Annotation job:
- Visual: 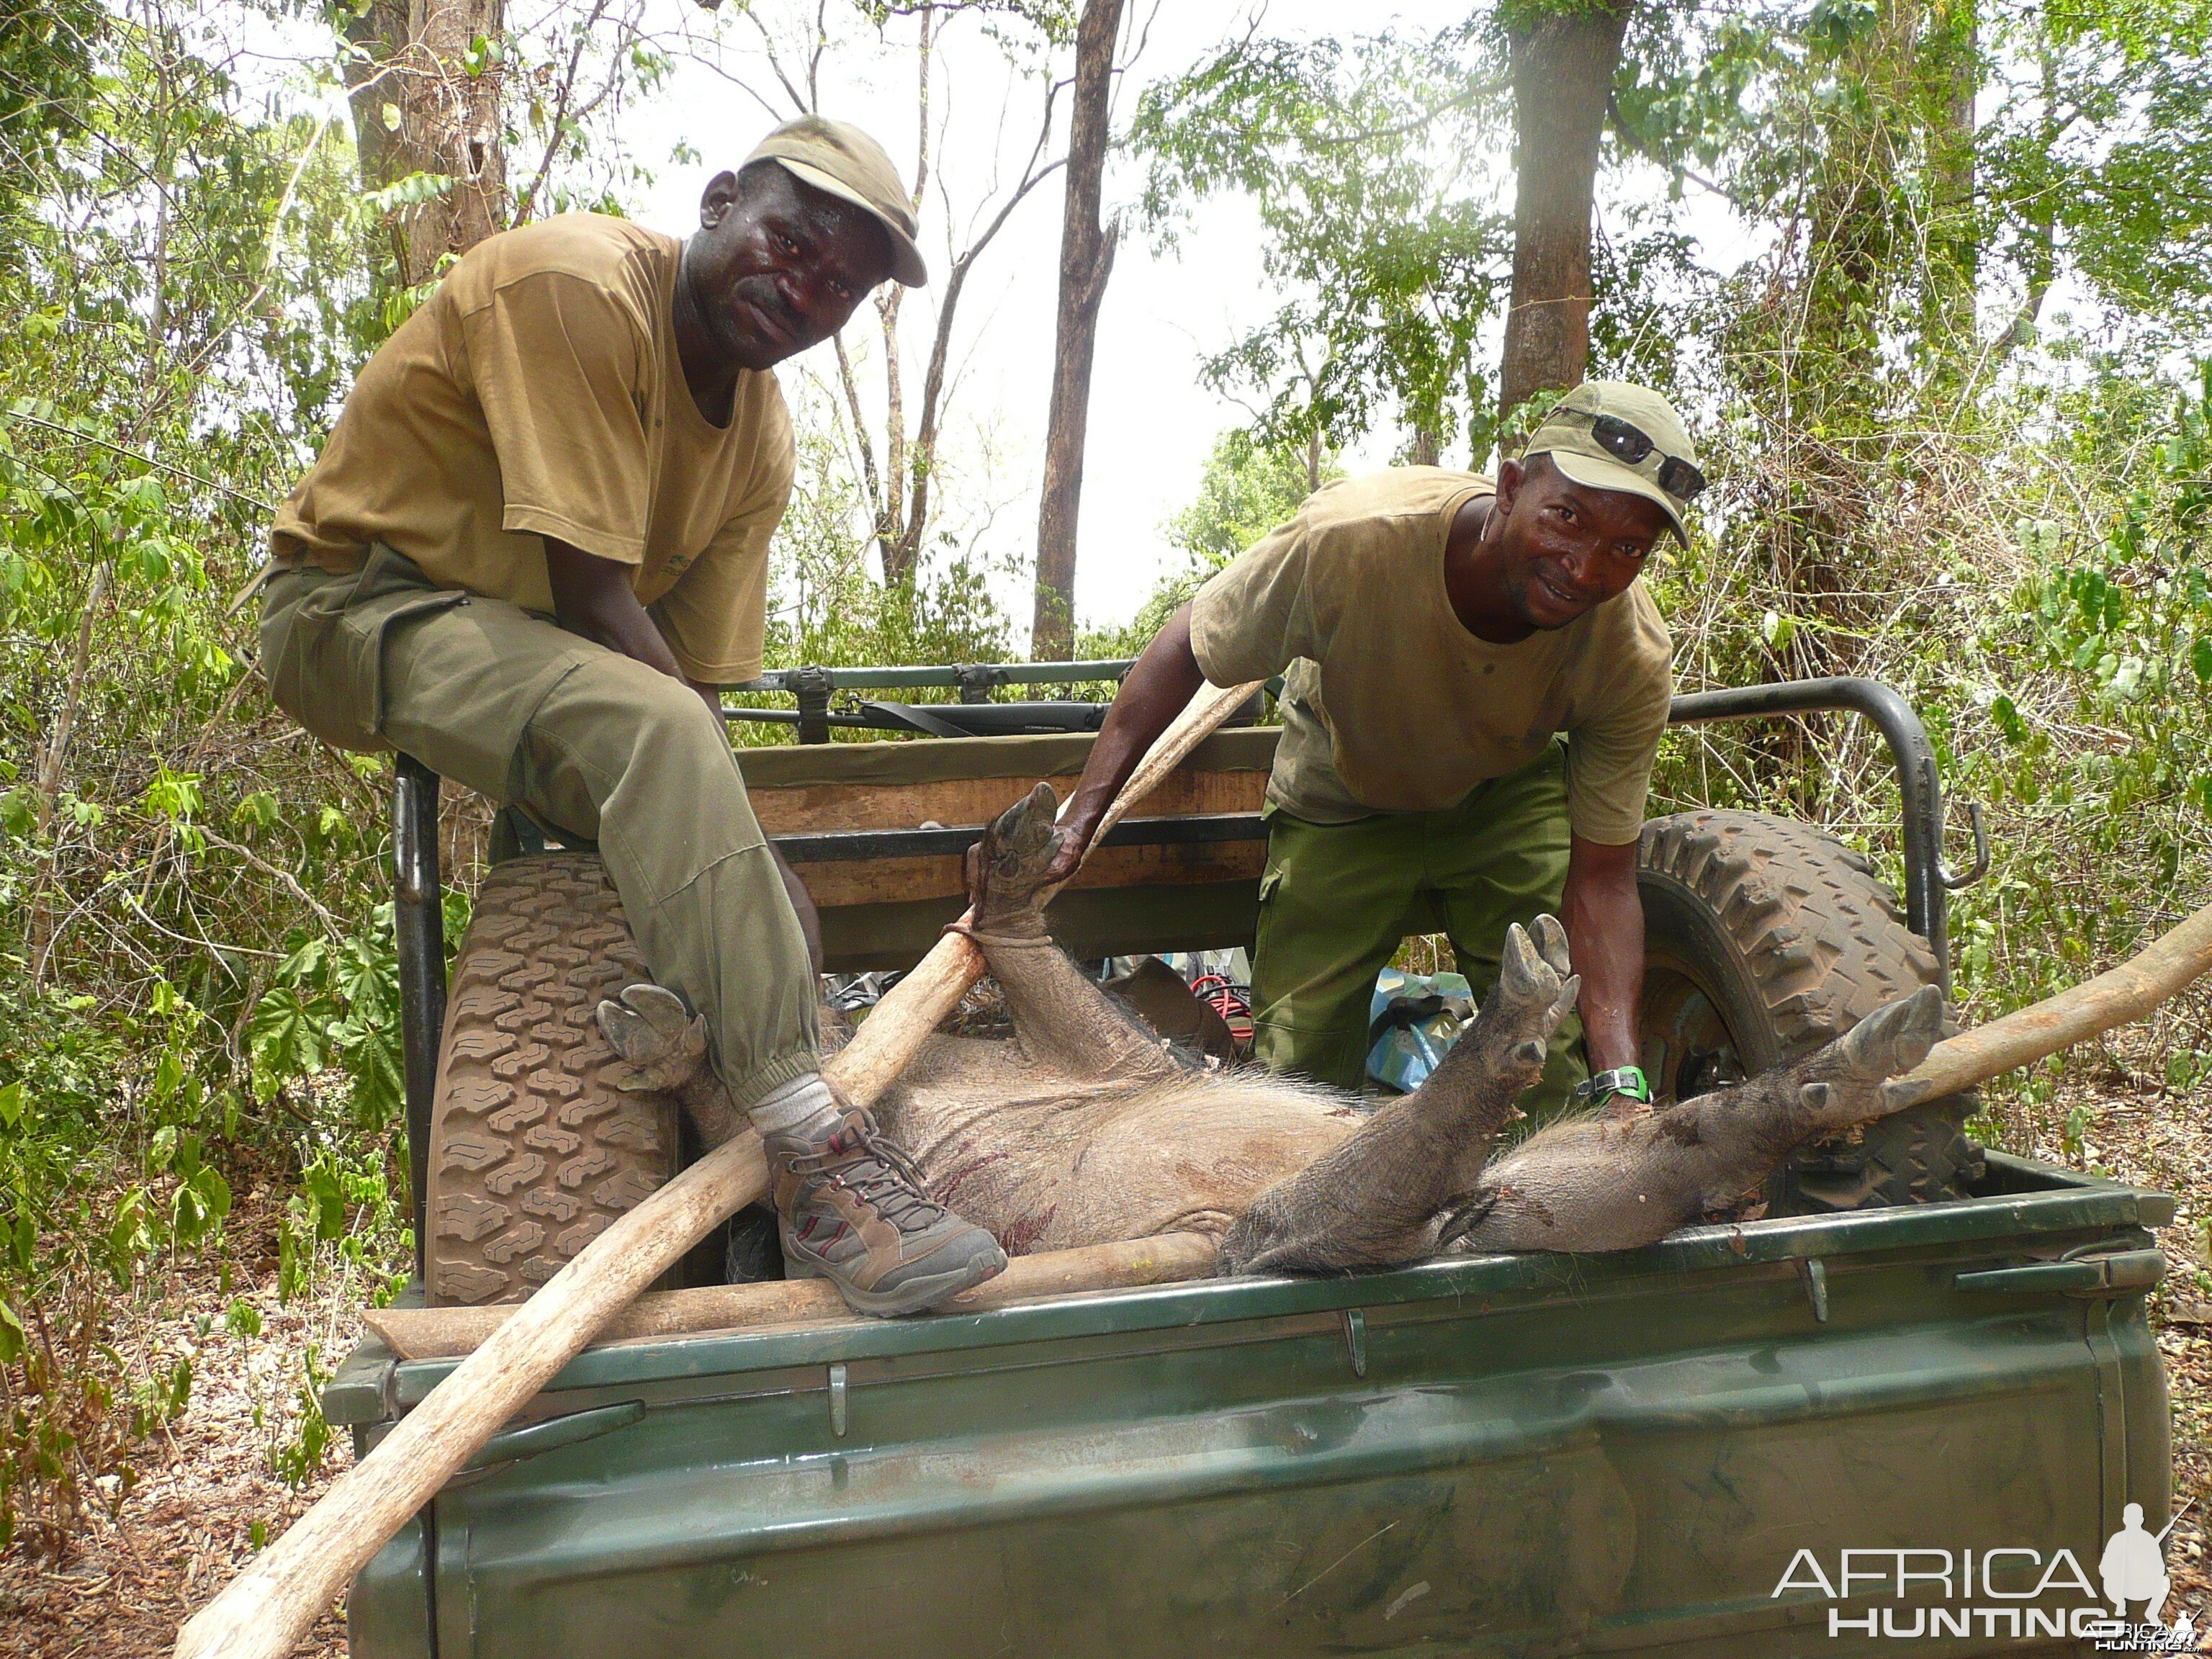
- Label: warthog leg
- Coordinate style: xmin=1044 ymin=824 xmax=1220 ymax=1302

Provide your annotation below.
xmin=962 ymin=783 xmax=1189 ymax=1089
xmin=1219 ymin=916 xmax=1582 ymax=1274
xmin=1447 ymin=984 xmax=1947 ymax=1254
xmin=596 ymin=982 xmax=743 ymax=1149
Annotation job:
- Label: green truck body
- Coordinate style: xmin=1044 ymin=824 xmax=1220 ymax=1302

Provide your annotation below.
xmin=328 ymin=1151 xmax=2170 ymax=1657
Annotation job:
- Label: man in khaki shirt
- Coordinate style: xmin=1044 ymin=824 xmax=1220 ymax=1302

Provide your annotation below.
xmin=261 ymin=117 xmax=1006 ymax=1316
xmin=1046 ymin=382 xmax=1701 ymax=1115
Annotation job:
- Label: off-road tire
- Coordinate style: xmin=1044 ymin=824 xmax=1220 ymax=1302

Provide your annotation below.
xmin=1635 ymin=809 xmax=1982 ymax=1215
xmin=424 ymin=853 xmax=680 ymax=1306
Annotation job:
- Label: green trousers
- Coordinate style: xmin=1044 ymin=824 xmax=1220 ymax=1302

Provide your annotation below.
xmin=1252 ymin=741 xmax=1588 ymax=1115
xmin=261 ymin=545 xmax=821 ymax=1110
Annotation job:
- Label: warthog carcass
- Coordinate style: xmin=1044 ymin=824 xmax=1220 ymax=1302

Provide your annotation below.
xmin=599 ymin=783 xmax=1946 ymax=1277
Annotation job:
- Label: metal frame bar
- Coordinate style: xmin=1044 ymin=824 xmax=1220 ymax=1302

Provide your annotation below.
xmin=392 ymin=756 xmax=446 ymax=1282
xmin=1665 ymin=676 xmax=1961 ymax=989
xmin=389 ymin=672 xmax=1974 ymax=1267
xmin=730 ymin=660 xmax=1136 ymax=693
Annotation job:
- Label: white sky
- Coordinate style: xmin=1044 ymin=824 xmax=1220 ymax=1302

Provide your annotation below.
xmin=619 ymin=0 xmax=1755 ymax=637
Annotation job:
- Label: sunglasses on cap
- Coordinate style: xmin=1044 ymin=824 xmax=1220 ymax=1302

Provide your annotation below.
xmin=1549 ymin=408 xmax=1708 ymax=503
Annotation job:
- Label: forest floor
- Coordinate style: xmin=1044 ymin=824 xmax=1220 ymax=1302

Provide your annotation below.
xmin=0 ymin=1184 xmax=361 ymax=1658
xmin=1 ymin=1064 xmax=2208 ymax=1655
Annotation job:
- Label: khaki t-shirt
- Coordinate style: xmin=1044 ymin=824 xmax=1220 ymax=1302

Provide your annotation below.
xmin=270 ymin=214 xmax=794 ymax=683
xmin=1188 ymin=467 xmax=1673 ymax=845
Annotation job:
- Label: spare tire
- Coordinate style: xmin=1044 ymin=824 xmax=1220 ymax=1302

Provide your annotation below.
xmin=1635 ymin=809 xmax=1982 ymax=1215
xmin=423 ymin=854 xmax=680 ymax=1306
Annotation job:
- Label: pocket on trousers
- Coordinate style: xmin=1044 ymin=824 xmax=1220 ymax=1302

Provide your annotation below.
xmin=262 ymin=567 xmax=379 ymax=751
xmin=338 ymin=588 xmax=468 ymax=744
xmin=261 ymin=566 xmax=465 ymax=752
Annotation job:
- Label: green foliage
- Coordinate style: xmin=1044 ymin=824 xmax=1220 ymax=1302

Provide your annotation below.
xmin=1161 ymin=429 xmax=1339 ymax=567
xmin=0 ymin=2 xmax=408 ymax=1552
xmin=266 ymin=1343 xmax=332 ymax=1491
xmin=1132 ymin=27 xmax=1511 ymax=462
xmin=0 ymin=0 xmax=104 ymax=220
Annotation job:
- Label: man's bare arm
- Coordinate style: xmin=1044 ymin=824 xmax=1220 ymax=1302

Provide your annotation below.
xmin=544 ymin=536 xmax=687 ymax=678
xmin=1560 ymin=834 xmax=1645 ymax=1075
xmin=543 ymin=536 xmax=823 ymax=970
xmin=1030 ymin=602 xmax=1206 ymax=883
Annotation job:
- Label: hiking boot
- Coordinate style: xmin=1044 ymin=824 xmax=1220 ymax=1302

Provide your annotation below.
xmin=767 ymin=1108 xmax=1007 ymax=1315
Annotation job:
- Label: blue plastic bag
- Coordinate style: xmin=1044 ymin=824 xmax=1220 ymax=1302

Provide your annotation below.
xmin=1366 ymin=968 xmax=1475 ymax=1092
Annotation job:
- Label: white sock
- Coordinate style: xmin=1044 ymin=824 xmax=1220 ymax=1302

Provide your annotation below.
xmin=748 ymin=1073 xmax=840 ymax=1139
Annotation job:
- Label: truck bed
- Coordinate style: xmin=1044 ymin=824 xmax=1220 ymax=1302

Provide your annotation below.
xmin=328 ymin=1151 xmax=2170 ymax=1658
xmin=738 ymin=728 xmax=1277 ymax=969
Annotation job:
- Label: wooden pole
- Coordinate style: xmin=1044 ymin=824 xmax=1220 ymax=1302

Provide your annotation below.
xmin=175 ymin=679 xmax=1262 ymax=1659
xmin=174 ymin=1135 xmax=771 ymax=1659
xmin=1884 ymin=896 xmax=2212 ymax=1111
xmin=366 ymin=1231 xmax=1221 ymax=1362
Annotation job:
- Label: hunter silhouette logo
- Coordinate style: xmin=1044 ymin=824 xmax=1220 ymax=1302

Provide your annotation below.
xmin=1771 ymin=1499 xmax=2205 ymax=1647
xmin=2102 ymin=1504 xmax=2172 ymax=1625
xmin=2092 ymin=1503 xmax=2201 ymax=1653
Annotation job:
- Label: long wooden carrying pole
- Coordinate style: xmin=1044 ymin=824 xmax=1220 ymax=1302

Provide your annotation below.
xmin=364 ymin=894 xmax=2212 ymax=1367
xmin=1883 ymin=896 xmax=2212 ymax=1110
xmin=367 ymin=1231 xmax=1222 ymax=1361
xmin=174 ymin=680 xmax=1262 ymax=1659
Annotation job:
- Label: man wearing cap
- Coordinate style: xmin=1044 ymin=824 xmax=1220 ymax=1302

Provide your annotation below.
xmin=260 ymin=116 xmax=1007 ymax=1316
xmin=1044 ymin=382 xmax=1702 ymax=1118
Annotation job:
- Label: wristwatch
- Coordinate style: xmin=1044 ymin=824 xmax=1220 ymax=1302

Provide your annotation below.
xmin=1573 ymin=1065 xmax=1653 ymax=1107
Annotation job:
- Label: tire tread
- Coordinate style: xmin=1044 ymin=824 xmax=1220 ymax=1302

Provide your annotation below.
xmin=1638 ymin=809 xmax=1982 ymax=1214
xmin=424 ymin=854 xmax=678 ymax=1306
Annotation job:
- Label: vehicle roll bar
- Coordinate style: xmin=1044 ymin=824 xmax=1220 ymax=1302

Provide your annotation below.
xmin=392 ymin=755 xmax=445 ymax=1281
xmin=1667 ymin=677 xmax=1987 ymax=995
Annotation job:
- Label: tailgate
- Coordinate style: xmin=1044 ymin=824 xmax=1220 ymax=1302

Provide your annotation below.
xmin=334 ymin=1154 xmax=2171 ymax=1658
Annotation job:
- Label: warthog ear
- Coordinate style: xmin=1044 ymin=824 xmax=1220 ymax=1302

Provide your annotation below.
xmin=597 ymin=982 xmax=708 ymax=1092
xmin=1837 ymin=985 xmax=1945 ymax=1082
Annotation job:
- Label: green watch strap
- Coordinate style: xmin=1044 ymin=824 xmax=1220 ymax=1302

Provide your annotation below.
xmin=1575 ymin=1065 xmax=1652 ymax=1107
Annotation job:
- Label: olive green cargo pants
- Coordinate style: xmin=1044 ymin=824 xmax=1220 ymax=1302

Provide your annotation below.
xmin=261 ymin=545 xmax=820 ymax=1110
xmin=1252 ymin=741 xmax=1588 ymax=1115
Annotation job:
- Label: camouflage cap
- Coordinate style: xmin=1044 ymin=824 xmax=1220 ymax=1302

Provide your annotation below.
xmin=742 ymin=114 xmax=927 ymax=288
xmin=1523 ymin=380 xmax=1702 ymax=542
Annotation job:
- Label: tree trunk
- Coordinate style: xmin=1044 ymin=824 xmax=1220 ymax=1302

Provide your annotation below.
xmin=2005 ymin=32 xmax=2057 ymax=352
xmin=1497 ymin=0 xmax=1633 ymax=422
xmin=1030 ymin=0 xmax=1124 ymax=660
xmin=1930 ymin=0 xmax=1979 ymax=344
xmin=341 ymin=0 xmax=508 ymax=287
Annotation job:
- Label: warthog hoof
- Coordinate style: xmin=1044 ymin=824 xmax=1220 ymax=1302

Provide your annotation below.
xmin=597 ymin=982 xmax=708 ymax=1093
xmin=1489 ymin=915 xmax=1582 ymax=1067
xmin=971 ymin=781 xmax=1071 ymax=932
xmin=1797 ymin=983 xmax=1946 ymax=1128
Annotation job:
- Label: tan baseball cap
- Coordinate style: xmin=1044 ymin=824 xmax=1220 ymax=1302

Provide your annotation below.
xmin=1523 ymin=380 xmax=1702 ymax=542
xmin=742 ymin=114 xmax=927 ymax=288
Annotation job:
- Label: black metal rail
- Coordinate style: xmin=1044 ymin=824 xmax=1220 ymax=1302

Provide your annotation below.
xmin=389 ymin=668 xmax=1984 ymax=1266
xmin=1665 ymin=677 xmax=1986 ymax=989
xmin=392 ymin=755 xmax=445 ymax=1282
